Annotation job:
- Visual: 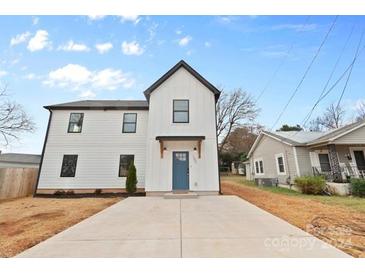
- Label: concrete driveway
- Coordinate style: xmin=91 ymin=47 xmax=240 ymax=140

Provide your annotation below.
xmin=18 ymin=195 xmax=349 ymax=257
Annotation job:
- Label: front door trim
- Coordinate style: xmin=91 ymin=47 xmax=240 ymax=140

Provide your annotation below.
xmin=172 ymin=151 xmax=189 ymax=191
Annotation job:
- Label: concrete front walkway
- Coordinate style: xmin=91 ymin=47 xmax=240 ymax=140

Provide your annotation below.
xmin=18 ymin=196 xmax=350 ymax=258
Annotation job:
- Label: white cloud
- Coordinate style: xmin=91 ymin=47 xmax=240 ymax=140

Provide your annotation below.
xmin=204 ymin=41 xmax=211 ymax=48
xmin=92 ymin=69 xmax=134 ymax=90
xmin=43 ymin=64 xmax=135 ymax=92
xmin=0 ymin=70 xmax=8 ymax=77
xmin=271 ymin=24 xmax=317 ymax=32
xmin=24 ymin=73 xmax=36 ymax=80
xmin=58 ymin=40 xmax=90 ymax=52
xmin=95 ymin=42 xmax=113 ymax=54
xmin=121 ymin=41 xmax=144 ymax=56
xmin=88 ymin=15 xmax=106 ymax=21
xmin=10 ymin=31 xmax=31 ymax=46
xmin=178 ymin=35 xmax=192 ymax=47
xmin=44 ymin=64 xmax=92 ymax=88
xmin=119 ymin=15 xmax=140 ymax=24
xmin=176 ymin=29 xmax=182 ymax=35
xmin=79 ymin=90 xmax=96 ymax=98
xmin=27 ymin=30 xmax=51 ymax=52
xmin=32 ymin=16 xmax=39 ymax=25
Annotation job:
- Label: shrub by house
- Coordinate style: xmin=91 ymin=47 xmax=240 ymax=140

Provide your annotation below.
xmin=126 ymin=163 xmax=137 ymax=194
xmin=295 ymin=176 xmax=325 ymax=195
xmin=351 ymin=178 xmax=365 ymax=197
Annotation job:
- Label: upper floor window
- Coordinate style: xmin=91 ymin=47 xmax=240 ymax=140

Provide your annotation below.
xmin=68 ymin=113 xmax=84 ymax=133
xmin=173 ymin=100 xmax=189 ymax=123
xmin=122 ymin=113 xmax=137 ymax=133
xmin=60 ymin=155 xmax=78 ymax=177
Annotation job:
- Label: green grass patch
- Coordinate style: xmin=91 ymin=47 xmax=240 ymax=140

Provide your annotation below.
xmin=222 ymin=175 xmax=365 ymax=213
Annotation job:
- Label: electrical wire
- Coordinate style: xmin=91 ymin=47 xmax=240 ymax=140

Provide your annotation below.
xmin=270 ymin=15 xmax=339 ymax=131
xmin=300 ymin=24 xmax=355 ymax=129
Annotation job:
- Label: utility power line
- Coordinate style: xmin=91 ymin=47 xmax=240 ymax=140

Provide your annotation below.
xmin=270 ymin=15 xmax=338 ymax=131
xmin=255 ymin=16 xmax=311 ymax=103
xmin=300 ymin=24 xmax=355 ymax=129
xmin=336 ymin=28 xmax=365 ymax=109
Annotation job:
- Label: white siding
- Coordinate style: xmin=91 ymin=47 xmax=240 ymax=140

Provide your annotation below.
xmin=334 ymin=125 xmax=365 ymax=144
xmin=250 ymin=135 xmax=298 ymax=184
xmin=38 ymin=109 xmax=148 ymax=189
xmin=145 ymin=67 xmax=219 ymax=192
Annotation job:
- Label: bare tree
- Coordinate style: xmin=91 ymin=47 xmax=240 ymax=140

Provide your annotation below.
xmin=309 ymin=103 xmax=345 ymax=131
xmin=0 ymin=85 xmax=35 ymax=145
xmin=216 ymin=88 xmax=258 ymax=154
xmin=356 ymin=101 xmax=365 ymax=122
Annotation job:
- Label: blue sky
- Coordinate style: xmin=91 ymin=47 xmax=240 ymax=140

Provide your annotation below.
xmin=0 ymin=15 xmax=365 ymax=154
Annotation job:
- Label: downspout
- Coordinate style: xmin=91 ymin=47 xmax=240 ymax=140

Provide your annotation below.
xmin=33 ymin=109 xmax=53 ymax=196
xmin=214 ymin=100 xmax=222 ymax=194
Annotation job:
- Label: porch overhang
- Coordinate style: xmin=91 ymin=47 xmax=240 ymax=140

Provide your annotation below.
xmin=155 ymin=136 xmax=205 ymax=159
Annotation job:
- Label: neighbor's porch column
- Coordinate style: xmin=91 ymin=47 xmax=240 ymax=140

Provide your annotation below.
xmin=327 ymin=144 xmax=342 ymax=182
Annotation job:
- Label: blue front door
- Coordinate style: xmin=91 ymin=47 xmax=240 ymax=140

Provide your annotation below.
xmin=172 ymin=151 xmax=189 ymax=191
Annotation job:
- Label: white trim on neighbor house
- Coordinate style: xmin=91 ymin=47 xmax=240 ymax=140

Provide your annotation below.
xmin=349 ymin=147 xmax=365 ymax=169
xmin=275 ymin=153 xmax=286 ymax=175
xmin=254 ymin=157 xmax=264 ymax=175
xmin=292 ymin=147 xmax=301 ymax=177
xmin=247 ymin=131 xmax=293 ymax=158
xmin=329 ymin=122 xmax=365 ymax=142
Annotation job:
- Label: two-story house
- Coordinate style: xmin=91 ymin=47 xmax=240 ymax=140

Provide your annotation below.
xmin=35 ymin=60 xmax=221 ymax=195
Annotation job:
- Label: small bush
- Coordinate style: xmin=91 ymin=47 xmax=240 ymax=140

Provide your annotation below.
xmin=126 ymin=163 xmax=137 ymax=194
xmin=295 ymin=176 xmax=325 ymax=195
xmin=351 ymin=178 xmax=365 ymax=197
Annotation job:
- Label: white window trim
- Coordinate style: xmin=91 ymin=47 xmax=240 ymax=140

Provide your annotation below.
xmin=349 ymin=147 xmax=365 ymax=168
xmin=254 ymin=158 xmax=264 ymax=175
xmin=275 ymin=153 xmax=286 ymax=175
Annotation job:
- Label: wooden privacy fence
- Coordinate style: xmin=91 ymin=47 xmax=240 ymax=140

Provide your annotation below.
xmin=0 ymin=168 xmax=38 ymax=199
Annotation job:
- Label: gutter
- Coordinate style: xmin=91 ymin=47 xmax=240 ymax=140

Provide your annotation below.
xmin=33 ymin=109 xmax=53 ymax=196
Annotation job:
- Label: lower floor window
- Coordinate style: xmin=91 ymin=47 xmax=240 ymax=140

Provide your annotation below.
xmin=119 ymin=155 xmax=134 ymax=177
xmin=254 ymin=159 xmax=264 ymax=174
xmin=60 ymin=155 xmax=78 ymax=177
xmin=318 ymin=153 xmax=331 ymax=172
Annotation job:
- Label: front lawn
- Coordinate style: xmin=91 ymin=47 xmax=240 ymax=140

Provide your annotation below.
xmin=0 ymin=196 xmax=121 ymax=257
xmin=226 ymin=175 xmax=365 ymax=213
xmin=221 ymin=175 xmax=365 ymax=258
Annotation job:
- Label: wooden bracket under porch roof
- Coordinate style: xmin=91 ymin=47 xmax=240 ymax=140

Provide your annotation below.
xmin=155 ymin=136 xmax=206 ymax=159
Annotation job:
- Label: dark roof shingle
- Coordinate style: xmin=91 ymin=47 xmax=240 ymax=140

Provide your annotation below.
xmin=44 ymin=100 xmax=149 ymax=110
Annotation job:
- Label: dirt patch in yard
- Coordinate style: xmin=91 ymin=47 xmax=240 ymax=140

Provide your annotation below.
xmin=221 ymin=179 xmax=365 ymax=258
xmin=0 ymin=196 xmax=121 ymax=257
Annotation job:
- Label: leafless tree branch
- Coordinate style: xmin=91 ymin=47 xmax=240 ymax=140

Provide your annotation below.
xmin=0 ymin=85 xmax=35 ymax=146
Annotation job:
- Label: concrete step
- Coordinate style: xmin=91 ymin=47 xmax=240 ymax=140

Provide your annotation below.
xmin=163 ymin=192 xmax=198 ymax=199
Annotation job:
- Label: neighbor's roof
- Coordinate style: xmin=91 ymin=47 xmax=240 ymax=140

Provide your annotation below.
xmin=0 ymin=153 xmax=41 ymax=165
xmin=248 ymin=119 xmax=365 ymax=158
xmin=143 ymin=60 xmax=221 ymax=101
xmin=44 ymin=100 xmax=149 ymax=110
xmin=307 ymin=119 xmax=365 ymax=145
xmin=270 ymin=131 xmax=326 ymax=145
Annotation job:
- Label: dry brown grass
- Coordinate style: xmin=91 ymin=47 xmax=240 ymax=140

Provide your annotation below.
xmin=0 ymin=196 xmax=121 ymax=257
xmin=221 ymin=178 xmax=365 ymax=258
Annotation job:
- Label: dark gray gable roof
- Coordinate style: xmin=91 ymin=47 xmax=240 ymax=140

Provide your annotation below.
xmin=143 ymin=60 xmax=221 ymax=101
xmin=0 ymin=153 xmax=41 ymax=164
xmin=44 ymin=100 xmax=149 ymax=110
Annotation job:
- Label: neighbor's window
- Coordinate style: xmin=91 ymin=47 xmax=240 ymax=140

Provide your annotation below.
xmin=318 ymin=153 xmax=331 ymax=172
xmin=122 ymin=113 xmax=137 ymax=133
xmin=276 ymin=154 xmax=286 ymax=174
xmin=60 ymin=155 xmax=78 ymax=177
xmin=68 ymin=113 xmax=84 ymax=133
xmin=254 ymin=159 xmax=264 ymax=174
xmin=119 ymin=155 xmax=134 ymax=177
xmin=173 ymin=100 xmax=189 ymax=123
